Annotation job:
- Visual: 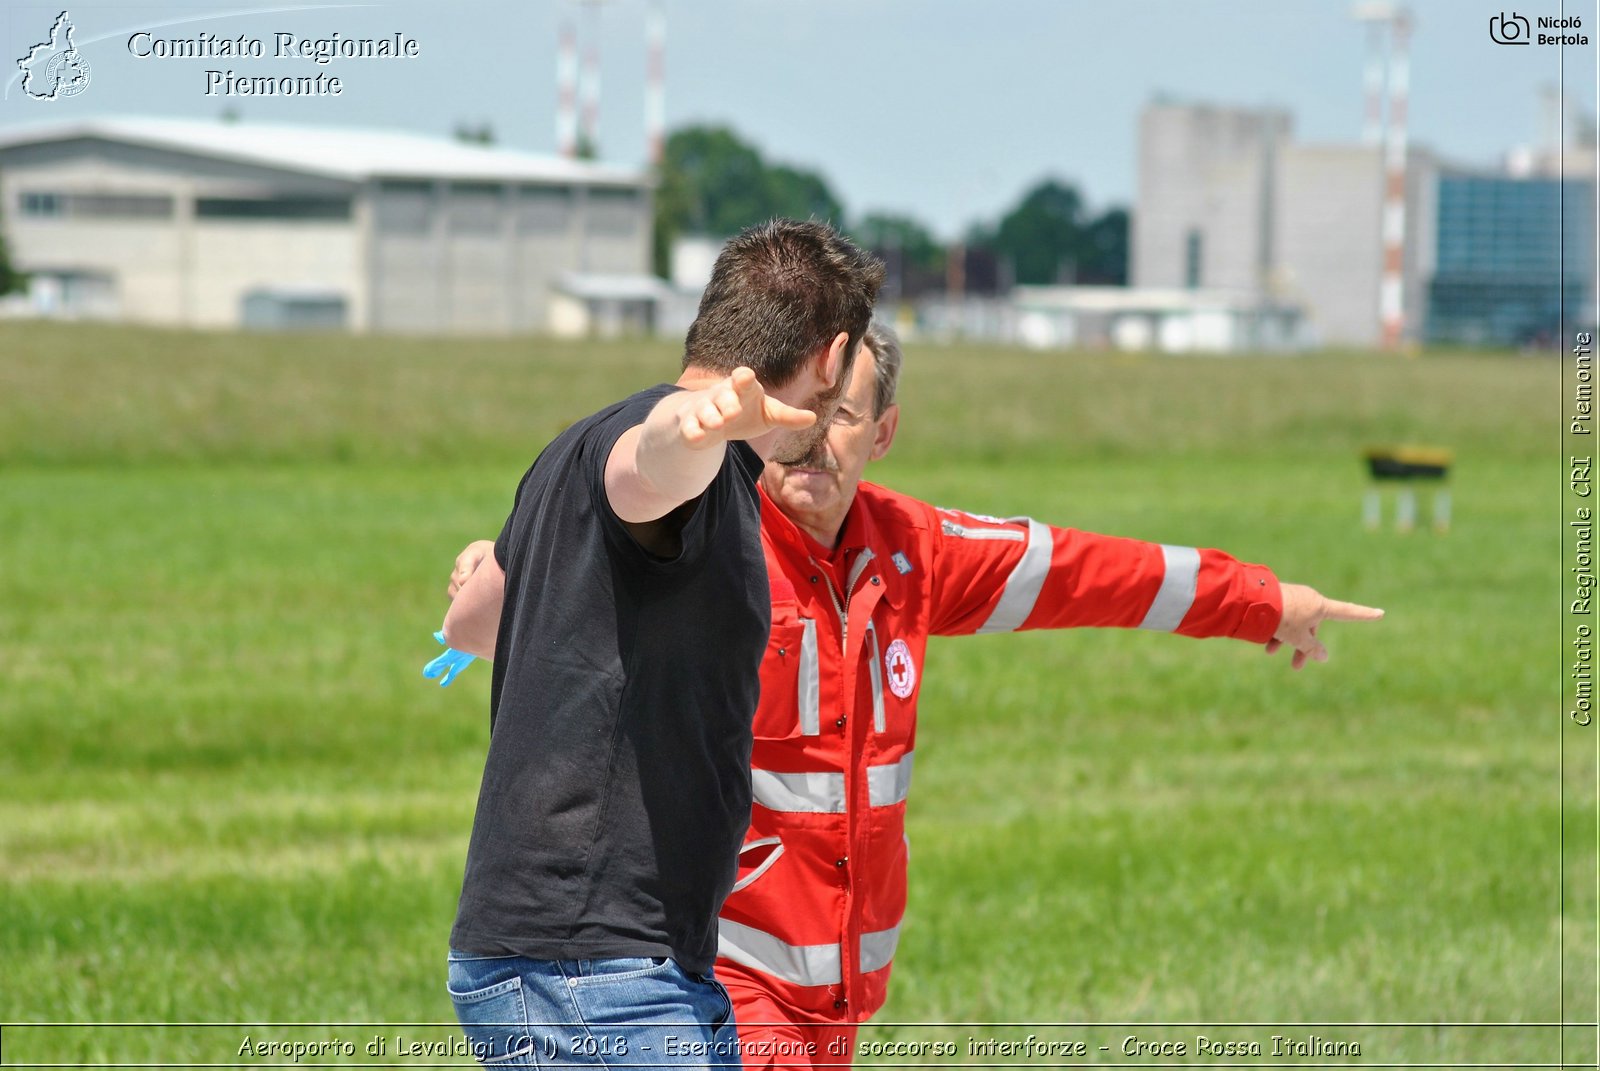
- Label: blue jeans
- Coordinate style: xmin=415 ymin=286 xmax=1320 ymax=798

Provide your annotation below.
xmin=447 ymin=951 xmax=740 ymax=1068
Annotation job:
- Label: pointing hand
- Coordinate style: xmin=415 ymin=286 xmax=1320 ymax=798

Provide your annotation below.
xmin=1267 ymin=584 xmax=1385 ymax=670
xmin=678 ymin=367 xmax=816 ymax=448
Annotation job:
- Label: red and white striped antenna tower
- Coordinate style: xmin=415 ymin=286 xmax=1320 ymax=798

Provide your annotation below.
xmin=1354 ymin=3 xmax=1413 ymax=350
xmin=1360 ymin=19 xmax=1386 ymax=146
xmin=578 ymin=0 xmax=606 ymax=156
xmin=556 ymin=19 xmax=578 ymax=158
xmin=646 ymin=1 xmax=665 ymax=168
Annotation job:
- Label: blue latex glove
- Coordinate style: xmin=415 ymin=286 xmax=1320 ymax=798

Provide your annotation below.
xmin=423 ymin=630 xmax=477 ymax=687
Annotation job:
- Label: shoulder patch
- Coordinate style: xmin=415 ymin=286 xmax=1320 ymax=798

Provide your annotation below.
xmin=891 ymin=551 xmax=913 ymax=575
xmin=885 ymin=638 xmax=917 ymax=699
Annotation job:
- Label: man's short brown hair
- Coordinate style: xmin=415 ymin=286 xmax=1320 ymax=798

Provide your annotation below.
xmin=684 ymin=218 xmax=885 ymax=388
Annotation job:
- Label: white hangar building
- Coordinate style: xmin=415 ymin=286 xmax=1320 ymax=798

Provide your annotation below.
xmin=0 ymin=117 xmax=656 ymax=334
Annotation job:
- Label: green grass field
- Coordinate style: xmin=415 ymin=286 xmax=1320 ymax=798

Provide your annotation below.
xmin=0 ymin=322 xmax=1590 ymax=1066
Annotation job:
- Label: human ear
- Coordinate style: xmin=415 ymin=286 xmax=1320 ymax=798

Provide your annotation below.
xmin=869 ymin=404 xmax=899 ymax=461
xmin=819 ymin=331 xmax=851 ymax=387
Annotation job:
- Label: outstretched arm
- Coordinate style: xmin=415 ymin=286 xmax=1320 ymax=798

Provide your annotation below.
xmin=929 ymin=509 xmax=1283 ymax=640
xmin=1266 ymin=583 xmax=1385 ymax=670
xmin=928 ymin=507 xmax=1383 ymax=668
xmin=605 ymin=368 xmax=816 ymax=524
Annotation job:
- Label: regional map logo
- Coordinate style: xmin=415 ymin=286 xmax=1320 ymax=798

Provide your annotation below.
xmin=17 ymin=11 xmax=92 ymax=101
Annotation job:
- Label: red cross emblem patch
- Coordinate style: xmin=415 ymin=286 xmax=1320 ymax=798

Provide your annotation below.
xmin=885 ymin=638 xmax=917 ymax=699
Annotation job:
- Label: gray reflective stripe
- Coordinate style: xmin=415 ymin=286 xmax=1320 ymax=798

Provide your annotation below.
xmin=750 ymin=757 xmax=912 ymax=813
xmin=751 ymin=768 xmax=845 ymax=813
xmin=717 ymin=919 xmax=841 ymax=987
xmin=1138 ymin=544 xmax=1201 ymax=632
xmin=729 ymin=838 xmax=785 ymax=893
xmin=859 ymin=924 xmax=902 ymax=974
xmin=798 ymin=618 xmax=819 ymax=735
xmin=866 ymin=623 xmax=886 ymax=732
xmin=942 ymin=519 xmax=1025 ymax=541
xmin=714 ymin=921 xmax=903 ymax=987
xmin=867 ymin=752 xmax=914 ymax=807
xmin=977 ymin=518 xmax=1052 ymax=634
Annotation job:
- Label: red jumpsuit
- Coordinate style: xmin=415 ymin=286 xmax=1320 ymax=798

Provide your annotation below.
xmin=717 ymin=482 xmax=1283 ymax=1066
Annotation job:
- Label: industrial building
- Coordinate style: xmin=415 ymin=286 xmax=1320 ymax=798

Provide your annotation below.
xmin=0 ymin=117 xmax=656 ymax=334
xmin=1133 ymin=102 xmax=1291 ymax=301
xmin=1133 ymin=97 xmax=1441 ymax=348
xmin=1134 ymin=96 xmax=1594 ymax=350
xmin=1426 ymin=155 xmax=1597 ymax=346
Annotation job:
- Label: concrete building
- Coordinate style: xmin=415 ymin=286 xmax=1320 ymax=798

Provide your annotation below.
xmin=1273 ymin=142 xmax=1439 ymax=347
xmin=1134 ymin=100 xmax=1290 ymax=297
xmin=1134 ymin=98 xmax=1435 ymax=347
xmin=1135 ymin=95 xmax=1600 ymax=350
xmin=0 ymin=117 xmax=654 ymax=334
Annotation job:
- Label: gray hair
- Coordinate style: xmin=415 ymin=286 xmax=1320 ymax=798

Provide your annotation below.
xmin=863 ymin=321 xmax=903 ymax=418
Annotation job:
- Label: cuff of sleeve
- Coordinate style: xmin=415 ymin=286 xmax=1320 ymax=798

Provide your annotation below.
xmin=1230 ymin=565 xmax=1283 ymax=644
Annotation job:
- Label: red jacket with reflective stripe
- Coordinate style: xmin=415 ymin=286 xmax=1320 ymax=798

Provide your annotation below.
xmin=714 ymin=481 xmax=1283 ymax=1022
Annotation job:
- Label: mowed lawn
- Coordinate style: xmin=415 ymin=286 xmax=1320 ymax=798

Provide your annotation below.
xmin=0 ymin=322 xmax=1586 ymax=1065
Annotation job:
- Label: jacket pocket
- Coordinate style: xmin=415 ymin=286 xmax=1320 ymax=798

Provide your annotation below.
xmin=729 ymin=835 xmax=785 ymax=893
xmin=755 ymin=618 xmax=819 ymax=740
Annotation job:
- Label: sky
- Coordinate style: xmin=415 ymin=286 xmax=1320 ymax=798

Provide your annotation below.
xmin=2 ymin=0 xmax=1596 ymax=238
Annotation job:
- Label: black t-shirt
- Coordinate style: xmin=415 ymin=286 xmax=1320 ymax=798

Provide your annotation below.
xmin=450 ymin=384 xmax=769 ymax=975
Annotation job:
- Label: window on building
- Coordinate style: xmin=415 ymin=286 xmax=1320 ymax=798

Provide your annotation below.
xmin=1427 ymin=173 xmax=1594 ymax=346
xmin=586 ymin=187 xmax=640 ymax=238
xmin=448 ymin=183 xmax=504 ymax=235
xmin=20 ymin=191 xmax=174 ymax=219
xmin=374 ymin=180 xmax=434 ymax=234
xmin=21 ymin=192 xmax=63 ymax=217
xmin=1184 ymin=229 xmax=1203 ymax=289
xmin=241 ymin=288 xmax=349 ymax=331
xmin=73 ymin=193 xmax=175 ymax=219
xmin=518 ymin=186 xmax=572 ymax=234
xmin=195 ymin=196 xmax=351 ymax=221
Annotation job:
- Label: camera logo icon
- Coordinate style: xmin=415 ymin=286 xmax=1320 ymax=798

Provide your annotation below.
xmin=1490 ymin=11 xmax=1531 ymax=43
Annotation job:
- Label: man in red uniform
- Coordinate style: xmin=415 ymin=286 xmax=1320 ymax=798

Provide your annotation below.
xmin=443 ymin=324 xmax=1381 ymax=1067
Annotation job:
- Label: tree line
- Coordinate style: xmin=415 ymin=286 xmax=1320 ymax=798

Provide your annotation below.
xmin=653 ymin=124 xmax=1128 ymax=296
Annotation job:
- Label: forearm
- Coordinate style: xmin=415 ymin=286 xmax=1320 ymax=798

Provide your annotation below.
xmin=606 ymin=396 xmax=728 ymax=524
xmin=1172 ymin=548 xmax=1281 ymax=641
xmin=1040 ymin=533 xmax=1279 ymax=640
xmin=441 ymin=554 xmax=504 ymax=659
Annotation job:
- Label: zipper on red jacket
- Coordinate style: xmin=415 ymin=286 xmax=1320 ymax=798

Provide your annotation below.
xmin=811 ymin=549 xmax=876 ymax=654
xmin=808 ymin=547 xmax=879 ymax=1018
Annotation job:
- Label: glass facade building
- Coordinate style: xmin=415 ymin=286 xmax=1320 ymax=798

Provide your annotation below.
xmin=1427 ymin=172 xmax=1596 ymax=347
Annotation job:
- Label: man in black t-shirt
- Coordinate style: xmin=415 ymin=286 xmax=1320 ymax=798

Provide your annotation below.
xmin=440 ymin=219 xmax=885 ymax=1068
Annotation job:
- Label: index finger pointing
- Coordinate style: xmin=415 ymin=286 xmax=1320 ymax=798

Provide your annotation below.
xmin=1321 ymin=600 xmax=1385 ymax=622
xmin=761 ymin=395 xmax=818 ymax=430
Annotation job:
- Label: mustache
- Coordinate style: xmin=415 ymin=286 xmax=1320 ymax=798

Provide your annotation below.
xmin=784 ymin=446 xmax=839 ymax=472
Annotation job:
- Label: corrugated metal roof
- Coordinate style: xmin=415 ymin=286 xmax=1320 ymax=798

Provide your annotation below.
xmin=0 ymin=116 xmax=649 ymax=187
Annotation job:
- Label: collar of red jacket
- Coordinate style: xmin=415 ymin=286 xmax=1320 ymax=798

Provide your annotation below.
xmin=758 ymin=483 xmax=907 ymax=609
